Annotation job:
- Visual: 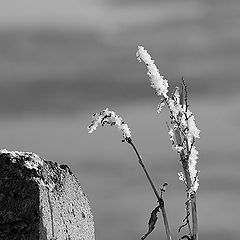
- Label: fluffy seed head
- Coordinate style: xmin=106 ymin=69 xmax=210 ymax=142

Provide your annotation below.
xmin=88 ymin=108 xmax=131 ymax=141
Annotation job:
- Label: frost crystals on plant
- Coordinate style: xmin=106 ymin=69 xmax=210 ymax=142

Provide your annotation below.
xmin=88 ymin=108 xmax=131 ymax=142
xmin=137 ymin=46 xmax=200 ymax=240
xmin=137 ymin=46 xmax=200 ymax=194
xmin=136 ymin=46 xmax=169 ymax=98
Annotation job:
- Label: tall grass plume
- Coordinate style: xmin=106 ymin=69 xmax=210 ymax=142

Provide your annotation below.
xmin=88 ymin=46 xmax=200 ymax=240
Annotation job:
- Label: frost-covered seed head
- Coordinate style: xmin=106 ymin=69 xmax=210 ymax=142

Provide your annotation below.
xmin=187 ymin=114 xmax=200 ymax=139
xmin=188 ymin=146 xmax=199 ymax=192
xmin=88 ymin=108 xmax=131 ymax=141
xmin=136 ymin=46 xmax=169 ymax=98
xmin=178 ymin=172 xmax=186 ymax=184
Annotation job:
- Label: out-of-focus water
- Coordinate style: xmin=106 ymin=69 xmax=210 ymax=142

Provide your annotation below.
xmin=0 ymin=0 xmax=239 ymax=239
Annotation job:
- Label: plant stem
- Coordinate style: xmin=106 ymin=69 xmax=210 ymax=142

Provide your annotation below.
xmin=186 ymin=200 xmax=192 ymax=236
xmin=174 ymin=128 xmax=198 ymax=240
xmin=181 ymin=155 xmax=198 ymax=240
xmin=127 ymin=138 xmax=172 ymax=240
xmin=191 ymin=194 xmax=198 ymax=240
xmin=161 ymin=202 xmax=172 ymax=240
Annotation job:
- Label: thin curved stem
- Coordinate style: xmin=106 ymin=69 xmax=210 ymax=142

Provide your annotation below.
xmin=127 ymin=138 xmax=172 ymax=240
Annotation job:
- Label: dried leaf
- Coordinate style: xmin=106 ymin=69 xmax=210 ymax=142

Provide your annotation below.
xmin=180 ymin=82 xmax=184 ymax=107
xmin=178 ymin=221 xmax=188 ymax=233
xmin=141 ymin=205 xmax=160 ymax=240
xmin=180 ymin=235 xmax=192 ymax=240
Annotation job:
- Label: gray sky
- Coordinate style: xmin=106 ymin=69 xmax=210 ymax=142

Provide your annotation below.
xmin=0 ymin=0 xmax=203 ymax=32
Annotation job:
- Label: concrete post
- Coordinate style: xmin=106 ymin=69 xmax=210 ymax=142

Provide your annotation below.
xmin=0 ymin=149 xmax=95 ymax=240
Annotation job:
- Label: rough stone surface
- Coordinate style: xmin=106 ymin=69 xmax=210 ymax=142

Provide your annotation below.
xmin=0 ymin=149 xmax=95 ymax=240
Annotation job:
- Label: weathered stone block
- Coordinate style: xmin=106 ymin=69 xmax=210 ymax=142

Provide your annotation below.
xmin=0 ymin=149 xmax=95 ymax=240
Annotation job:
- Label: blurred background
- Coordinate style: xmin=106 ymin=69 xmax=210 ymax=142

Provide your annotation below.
xmin=0 ymin=0 xmax=239 ymax=239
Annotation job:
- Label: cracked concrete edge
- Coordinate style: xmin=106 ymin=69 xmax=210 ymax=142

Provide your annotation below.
xmin=0 ymin=149 xmax=95 ymax=240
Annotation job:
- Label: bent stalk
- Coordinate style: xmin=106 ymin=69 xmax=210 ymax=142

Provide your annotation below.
xmin=127 ymin=138 xmax=172 ymax=240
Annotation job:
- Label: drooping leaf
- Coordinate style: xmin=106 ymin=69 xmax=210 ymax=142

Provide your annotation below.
xmin=141 ymin=205 xmax=160 ymax=240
